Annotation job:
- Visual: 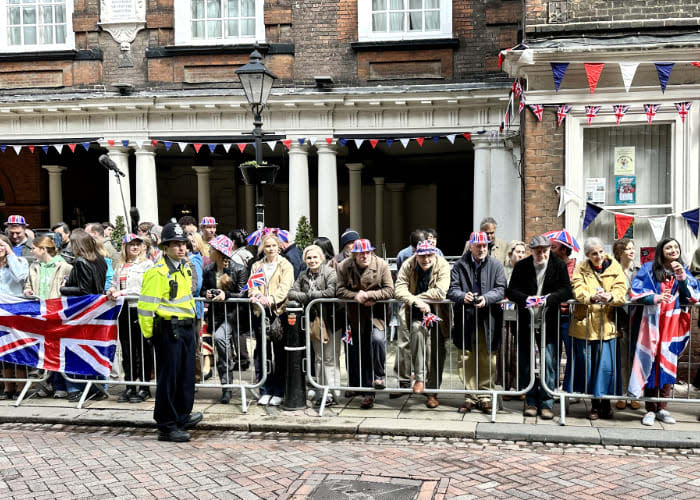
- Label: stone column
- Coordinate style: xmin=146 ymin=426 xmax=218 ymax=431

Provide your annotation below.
xmin=43 ymin=165 xmax=66 ymax=225
xmin=386 ymin=183 xmax=406 ymax=254
xmin=134 ymin=148 xmax=159 ymax=224
xmin=244 ymin=184 xmax=255 ymax=231
xmin=472 ymin=139 xmax=492 ymax=230
xmin=346 ymin=163 xmax=364 ymax=234
xmin=106 ymin=148 xmax=132 ymax=227
xmin=490 ymin=142 xmax=521 ymax=242
xmin=276 ymin=185 xmax=289 ymax=230
xmin=317 ymin=143 xmax=339 ymax=250
xmin=288 ymin=142 xmax=310 ymax=240
xmin=192 ymin=166 xmax=212 ymax=220
xmin=373 ymin=177 xmax=385 ymax=250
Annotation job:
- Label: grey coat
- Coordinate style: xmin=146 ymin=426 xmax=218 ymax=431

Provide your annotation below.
xmin=288 ymin=264 xmax=337 ymax=325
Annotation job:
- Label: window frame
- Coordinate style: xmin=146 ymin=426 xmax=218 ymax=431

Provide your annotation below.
xmin=174 ymin=0 xmax=265 ymax=46
xmin=357 ymin=0 xmax=452 ymax=42
xmin=0 ymin=0 xmax=74 ymax=53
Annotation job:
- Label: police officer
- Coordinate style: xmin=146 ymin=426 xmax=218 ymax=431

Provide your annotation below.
xmin=137 ymin=222 xmax=202 ymax=442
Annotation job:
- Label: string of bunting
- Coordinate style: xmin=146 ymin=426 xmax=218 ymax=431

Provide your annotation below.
xmin=519 ymin=102 xmax=692 ymax=126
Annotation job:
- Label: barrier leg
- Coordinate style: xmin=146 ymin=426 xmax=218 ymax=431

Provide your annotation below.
xmin=559 ymin=394 xmax=566 ymax=426
xmin=76 ymin=381 xmax=92 ymax=409
xmin=491 ymin=392 xmax=498 ymax=423
xmin=241 ymin=388 xmax=248 ymax=414
xmin=13 ymin=380 xmax=32 ymax=407
xmin=318 ymin=386 xmax=330 ymax=417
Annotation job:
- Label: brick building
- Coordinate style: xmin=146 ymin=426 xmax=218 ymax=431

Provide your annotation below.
xmin=0 ymin=0 xmax=523 ymax=255
xmin=503 ymin=0 xmax=700 ymax=260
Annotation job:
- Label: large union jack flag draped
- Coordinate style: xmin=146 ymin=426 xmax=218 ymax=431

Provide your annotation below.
xmin=0 ymin=294 xmax=123 ymax=378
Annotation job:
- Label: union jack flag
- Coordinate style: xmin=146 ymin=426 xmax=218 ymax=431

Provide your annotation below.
xmin=421 ymin=313 xmax=442 ymax=328
xmin=342 ymin=325 xmax=353 ymax=345
xmin=585 ymin=105 xmax=601 ymax=126
xmin=525 ymin=295 xmax=548 ymax=308
xmin=512 ymin=80 xmax=523 ymax=98
xmin=644 ymin=104 xmax=661 ymax=124
xmin=241 ymin=270 xmax=266 ymax=292
xmin=556 ymin=105 xmax=571 ymax=126
xmin=675 ymin=102 xmax=692 ymax=123
xmin=0 ymin=294 xmax=123 ymax=377
xmin=519 ymin=99 xmax=526 ymax=114
xmin=613 ymin=104 xmax=630 ymax=125
xmin=529 ymin=104 xmax=544 ymax=122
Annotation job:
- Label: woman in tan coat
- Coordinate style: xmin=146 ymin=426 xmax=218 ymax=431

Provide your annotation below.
xmin=571 ymin=237 xmax=628 ymax=420
xmin=248 ymin=233 xmax=294 ymax=406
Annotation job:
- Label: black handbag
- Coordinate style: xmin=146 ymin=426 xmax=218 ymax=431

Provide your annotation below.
xmin=265 ymin=308 xmax=284 ymax=342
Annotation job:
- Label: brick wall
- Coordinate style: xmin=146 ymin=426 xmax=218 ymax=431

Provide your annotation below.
xmin=0 ymin=151 xmax=48 ymax=227
xmin=526 ymin=0 xmax=700 ymax=25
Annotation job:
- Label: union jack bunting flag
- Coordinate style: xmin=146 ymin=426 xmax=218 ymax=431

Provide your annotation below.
xmin=421 ymin=313 xmax=442 ymax=328
xmin=585 ymin=105 xmax=601 ymax=126
xmin=519 ymin=99 xmax=526 ymax=114
xmin=513 ymin=80 xmax=523 ymax=98
xmin=0 ymin=294 xmax=123 ymax=377
xmin=613 ymin=104 xmax=630 ymax=126
xmin=675 ymin=102 xmax=692 ymax=123
xmin=644 ymin=104 xmax=661 ymax=124
xmin=525 ymin=295 xmax=548 ymax=309
xmin=556 ymin=105 xmax=572 ymax=126
xmin=342 ymin=325 xmax=353 ymax=345
xmin=529 ymin=104 xmax=544 ymax=122
xmin=241 ymin=270 xmax=266 ymax=292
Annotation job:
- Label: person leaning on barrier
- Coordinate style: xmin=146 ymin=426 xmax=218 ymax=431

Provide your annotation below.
xmin=288 ymin=244 xmax=339 ymax=407
xmin=448 ymin=231 xmax=506 ymax=414
xmin=137 ymin=222 xmax=202 ymax=443
xmin=506 ymin=235 xmax=572 ymax=420
xmin=334 ymin=228 xmax=359 ymax=267
xmin=500 ymin=240 xmax=527 ymax=399
xmin=336 ymin=238 xmax=394 ymax=409
xmin=570 ymin=237 xmax=628 ymax=421
xmin=202 ymin=235 xmax=248 ymax=405
xmin=394 ymin=240 xmax=450 ymax=409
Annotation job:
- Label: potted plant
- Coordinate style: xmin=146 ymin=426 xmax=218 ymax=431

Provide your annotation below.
xmin=238 ymin=160 xmax=280 ymax=185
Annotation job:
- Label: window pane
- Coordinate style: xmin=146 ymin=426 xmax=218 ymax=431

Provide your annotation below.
xmin=389 ymin=12 xmax=403 ymax=31
xmin=425 ymin=11 xmax=439 ymax=29
xmin=207 ymin=0 xmax=221 ymax=17
xmin=8 ymin=27 xmax=21 ymax=44
xmin=55 ymin=24 xmax=65 ymax=43
xmin=192 ymin=0 xmax=204 ymax=18
xmin=9 ymin=6 xmax=20 ymax=24
xmin=408 ymin=11 xmax=421 ymax=30
xmin=40 ymin=25 xmax=53 ymax=44
xmin=23 ymin=26 xmax=36 ymax=44
xmin=192 ymin=20 xmax=204 ymax=38
xmin=207 ymin=20 xmax=221 ymax=38
xmin=409 ymin=0 xmax=421 ymax=9
xmin=241 ymin=0 xmax=254 ymax=16
xmin=41 ymin=5 xmax=52 ymax=23
xmin=372 ymin=12 xmax=386 ymax=31
xmin=55 ymin=5 xmax=64 ymax=23
xmin=425 ymin=0 xmax=438 ymax=8
xmin=23 ymin=6 xmax=36 ymax=24
xmin=389 ymin=0 xmax=403 ymax=10
xmin=8 ymin=0 xmax=19 ymax=4
xmin=227 ymin=0 xmax=238 ymax=17
xmin=226 ymin=19 xmax=238 ymax=36
xmin=241 ymin=18 xmax=254 ymax=35
xmin=372 ymin=0 xmax=386 ymax=10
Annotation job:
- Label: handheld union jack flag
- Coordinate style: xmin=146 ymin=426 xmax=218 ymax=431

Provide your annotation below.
xmin=342 ymin=325 xmax=353 ymax=345
xmin=613 ymin=104 xmax=630 ymax=125
xmin=421 ymin=313 xmax=442 ymax=328
xmin=585 ymin=105 xmax=601 ymax=126
xmin=241 ymin=270 xmax=266 ymax=292
xmin=525 ymin=295 xmax=548 ymax=309
xmin=529 ymin=104 xmax=544 ymax=122
xmin=675 ymin=102 xmax=692 ymax=123
xmin=644 ymin=104 xmax=661 ymax=124
xmin=556 ymin=105 xmax=572 ymax=126
xmin=0 ymin=294 xmax=123 ymax=377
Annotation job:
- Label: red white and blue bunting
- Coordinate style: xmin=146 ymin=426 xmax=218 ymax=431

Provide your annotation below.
xmin=520 ymin=102 xmax=692 ymax=126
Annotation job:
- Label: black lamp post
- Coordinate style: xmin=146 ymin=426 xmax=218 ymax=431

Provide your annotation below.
xmin=236 ymin=49 xmax=279 ymax=230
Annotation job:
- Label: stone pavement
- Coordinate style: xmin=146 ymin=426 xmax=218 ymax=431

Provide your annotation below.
xmin=2 ymin=384 xmax=700 ymax=449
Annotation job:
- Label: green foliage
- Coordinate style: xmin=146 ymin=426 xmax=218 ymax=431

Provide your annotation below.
xmin=294 ymin=215 xmax=315 ymax=251
xmin=112 ymin=215 xmax=126 ymax=252
xmin=240 ymin=160 xmax=269 ymax=167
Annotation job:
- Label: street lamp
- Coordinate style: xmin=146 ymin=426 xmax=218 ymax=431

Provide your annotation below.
xmin=236 ymin=49 xmax=279 ymax=230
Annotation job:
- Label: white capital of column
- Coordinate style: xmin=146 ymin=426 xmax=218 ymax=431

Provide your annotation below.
xmin=346 ymin=163 xmax=364 ymax=235
xmin=105 ymin=148 xmax=132 ymax=228
xmin=192 ymin=166 xmax=212 ymax=222
xmin=472 ymin=139 xmax=492 ymax=231
xmin=373 ymin=177 xmax=385 ymax=251
xmin=43 ymin=165 xmax=66 ymax=225
xmin=135 ymin=149 xmax=159 ymax=224
xmin=288 ymin=143 xmax=310 ymax=240
xmin=317 ymin=143 xmax=339 ymax=250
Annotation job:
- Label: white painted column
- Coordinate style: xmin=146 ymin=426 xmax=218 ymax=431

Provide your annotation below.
xmin=317 ymin=143 xmax=339 ymax=250
xmin=106 ymin=148 xmax=132 ymax=227
xmin=373 ymin=177 xmax=385 ymax=250
xmin=134 ymin=148 xmax=159 ymax=224
xmin=244 ymin=184 xmax=255 ymax=231
xmin=490 ymin=142 xmax=521 ymax=242
xmin=472 ymin=139 xmax=492 ymax=230
xmin=346 ymin=163 xmax=364 ymax=235
xmin=288 ymin=142 xmax=310 ymax=240
xmin=192 ymin=166 xmax=212 ymax=221
xmin=386 ymin=183 xmax=406 ymax=254
xmin=43 ymin=165 xmax=66 ymax=225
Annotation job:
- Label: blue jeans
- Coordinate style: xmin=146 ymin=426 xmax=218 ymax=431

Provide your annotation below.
xmin=518 ymin=330 xmax=558 ymax=410
xmin=560 ymin=317 xmax=572 ymax=392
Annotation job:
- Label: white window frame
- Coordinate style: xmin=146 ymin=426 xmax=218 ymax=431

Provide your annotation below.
xmin=175 ymin=0 xmax=265 ymax=46
xmin=357 ymin=0 xmax=452 ymax=42
xmin=0 ymin=0 xmax=74 ymax=52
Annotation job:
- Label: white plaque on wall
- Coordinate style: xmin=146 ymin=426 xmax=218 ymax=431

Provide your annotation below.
xmin=99 ymin=0 xmax=146 ymax=48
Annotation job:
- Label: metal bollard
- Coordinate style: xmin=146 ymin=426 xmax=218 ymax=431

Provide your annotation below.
xmin=283 ymin=301 xmax=306 ymax=410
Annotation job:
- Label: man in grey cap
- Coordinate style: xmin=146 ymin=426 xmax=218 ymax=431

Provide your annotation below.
xmin=505 ymin=235 xmax=572 ymax=419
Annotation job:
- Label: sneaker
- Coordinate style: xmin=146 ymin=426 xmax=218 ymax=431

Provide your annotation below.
xmin=258 ymin=394 xmax=271 ymax=405
xmin=656 ymin=409 xmax=676 ymax=424
xmin=269 ymin=396 xmax=283 ymax=406
xmin=53 ymin=390 xmax=68 ymax=399
xmin=642 ymin=411 xmax=656 ymax=426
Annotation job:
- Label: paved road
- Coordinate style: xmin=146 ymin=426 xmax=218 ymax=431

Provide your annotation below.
xmin=1 ymin=424 xmax=699 ymax=499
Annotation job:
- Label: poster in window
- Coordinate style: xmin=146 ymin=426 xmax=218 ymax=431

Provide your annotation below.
xmin=585 ymin=177 xmax=606 ymax=204
xmin=614 ymin=146 xmax=635 ymax=175
xmin=615 ymin=176 xmax=636 ymax=205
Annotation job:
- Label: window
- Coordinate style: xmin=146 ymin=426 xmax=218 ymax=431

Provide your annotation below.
xmin=0 ymin=0 xmax=73 ymax=51
xmin=358 ymin=0 xmax=451 ymax=42
xmin=175 ymin=0 xmax=265 ymax=45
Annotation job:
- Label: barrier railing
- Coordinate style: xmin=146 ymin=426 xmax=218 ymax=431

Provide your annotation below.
xmin=0 ymin=362 xmax=51 ymax=407
xmin=303 ymin=298 xmax=537 ymax=422
xmin=540 ymin=301 xmax=700 ymax=425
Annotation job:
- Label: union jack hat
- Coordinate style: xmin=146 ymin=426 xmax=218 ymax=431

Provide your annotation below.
xmin=122 ymin=233 xmax=144 ymax=244
xmin=209 ymin=234 xmax=234 ymax=259
xmin=4 ymin=215 xmax=27 ymax=226
xmin=415 ymin=240 xmax=437 ymax=255
xmin=200 ymin=216 xmax=217 ymax=227
xmin=468 ymin=231 xmax=490 ymax=245
xmin=351 ymin=238 xmax=375 ymax=253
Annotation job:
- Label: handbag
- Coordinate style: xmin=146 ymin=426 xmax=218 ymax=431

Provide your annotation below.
xmin=265 ymin=308 xmax=284 ymax=342
xmin=310 ymin=316 xmax=329 ymax=344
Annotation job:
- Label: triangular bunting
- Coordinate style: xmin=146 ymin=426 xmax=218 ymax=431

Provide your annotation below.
xmin=369 ymin=139 xmax=379 ymax=149
xmin=121 ymin=140 xmax=129 ymax=148
xmin=298 ymin=138 xmax=305 ymax=145
xmin=193 ymin=143 xmax=202 ymax=153
xmin=164 ymin=141 xmax=173 ymax=151
xmin=339 ymin=139 xmax=347 ymax=147
xmin=655 ymin=63 xmax=674 ymax=93
xmin=325 ymin=137 xmax=333 ymax=145
xmin=308 ymin=137 xmax=317 ymax=146
xmin=613 ymin=104 xmax=630 ymax=126
xmin=28 ymin=146 xmax=35 ymax=153
xmin=251 ymin=142 xmax=257 ymax=150
xmin=399 ymin=138 xmax=410 ymax=148
xmin=463 ymin=133 xmax=471 ymax=141
xmin=68 ymin=143 xmax=77 ymax=153
xmin=41 ymin=145 xmax=49 ymax=154
xmin=682 ymin=208 xmax=700 ymax=237
xmin=614 ymin=213 xmax=634 ymax=240
xmin=81 ymin=142 xmax=91 ymax=151
xmin=178 ymin=142 xmax=188 ymax=152
xmin=557 ymin=186 xmax=576 ymax=217
xmin=386 ymin=139 xmax=393 ymax=147
xmin=12 ymin=145 xmax=22 ymax=155
xmin=264 ymin=141 xmax=275 ymax=151
xmin=207 ymin=143 xmax=217 ymax=153
xmin=432 ymin=136 xmax=440 ymax=143
xmin=644 ymin=104 xmax=661 ymax=124
xmin=584 ymin=63 xmax=605 ymax=94
xmin=585 ymin=105 xmax=601 ymax=126
xmin=134 ymin=140 xmax=144 ymax=150
xmin=237 ymin=143 xmax=246 ymax=153
xmin=353 ymin=139 xmax=364 ymax=148
xmin=416 ymin=137 xmax=425 ymax=147
xmin=282 ymin=139 xmax=292 ymax=149
xmin=550 ymin=62 xmax=569 ymax=92
xmin=151 ymin=139 xmax=159 ymax=147
xmin=692 ymin=62 xmax=700 ymax=68
xmin=222 ymin=143 xmax=232 ymax=152
xmin=0 ymin=145 xmax=5 ymax=152
xmin=648 ymin=216 xmax=668 ymax=242
xmin=556 ymin=105 xmax=572 ymax=127
xmin=618 ymin=62 xmax=639 ymax=92
xmin=675 ymin=102 xmax=692 ymax=123
xmin=528 ymin=104 xmax=543 ymax=121
xmin=58 ymin=144 xmax=66 ymax=154
xmin=446 ymin=134 xmax=456 ymax=144
xmin=583 ymin=202 xmax=603 ymax=231
xmin=107 ymin=139 xmax=115 ymax=147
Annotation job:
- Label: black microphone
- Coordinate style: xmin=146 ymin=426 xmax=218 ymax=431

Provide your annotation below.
xmin=98 ymin=154 xmax=125 ymax=177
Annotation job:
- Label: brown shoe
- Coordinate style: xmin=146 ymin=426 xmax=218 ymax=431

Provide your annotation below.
xmin=629 ymin=400 xmax=641 ymax=410
xmin=589 ymin=409 xmax=600 ymax=421
xmin=458 ymin=401 xmax=473 ymax=413
xmin=360 ymin=395 xmax=375 ymax=409
xmin=524 ymin=405 xmax=538 ymax=417
xmin=540 ymin=408 xmax=554 ymax=420
xmin=479 ymin=399 xmax=492 ymax=413
xmin=413 ymin=381 xmax=425 ymax=393
xmin=426 ymin=395 xmax=439 ymax=409
xmin=615 ymin=400 xmax=627 ymax=410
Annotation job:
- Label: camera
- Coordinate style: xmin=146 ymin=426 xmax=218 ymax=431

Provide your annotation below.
xmin=470 ymin=293 xmax=481 ymax=304
xmin=208 ymin=288 xmax=223 ymax=297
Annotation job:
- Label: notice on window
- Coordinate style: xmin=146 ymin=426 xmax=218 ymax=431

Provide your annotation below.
xmin=615 ymin=176 xmax=636 ymax=205
xmin=614 ymin=147 xmax=635 ymax=175
xmin=585 ymin=177 xmax=606 ymax=204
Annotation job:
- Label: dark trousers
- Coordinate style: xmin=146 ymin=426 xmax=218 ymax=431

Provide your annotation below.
xmin=152 ymin=319 xmax=196 ymax=433
xmin=427 ymin=330 xmax=447 ymax=390
xmin=518 ymin=329 xmax=558 ymax=410
xmin=347 ymin=325 xmax=386 ymax=394
xmin=119 ymin=306 xmax=153 ymax=391
xmin=644 ymin=383 xmax=672 ymax=412
xmin=253 ymin=313 xmax=287 ymax=397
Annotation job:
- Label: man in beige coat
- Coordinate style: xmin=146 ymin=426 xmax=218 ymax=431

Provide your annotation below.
xmin=394 ymin=241 xmax=450 ymax=408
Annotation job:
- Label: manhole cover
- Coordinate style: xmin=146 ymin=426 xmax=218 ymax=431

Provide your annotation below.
xmin=308 ymin=478 xmax=422 ymax=499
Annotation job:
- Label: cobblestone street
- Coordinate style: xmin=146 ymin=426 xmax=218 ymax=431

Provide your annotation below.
xmin=1 ymin=423 xmax=699 ymax=499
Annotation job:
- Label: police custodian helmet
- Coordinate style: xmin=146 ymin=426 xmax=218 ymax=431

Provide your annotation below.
xmin=160 ymin=222 xmax=189 ymax=245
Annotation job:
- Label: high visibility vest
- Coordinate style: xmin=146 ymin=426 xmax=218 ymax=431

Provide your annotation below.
xmin=137 ymin=257 xmax=195 ymax=338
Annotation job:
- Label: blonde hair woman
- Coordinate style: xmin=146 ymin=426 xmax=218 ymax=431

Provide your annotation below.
xmin=24 ymin=236 xmax=71 ymax=299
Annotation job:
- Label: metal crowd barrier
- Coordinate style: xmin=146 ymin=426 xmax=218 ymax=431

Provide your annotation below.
xmin=539 ymin=301 xmax=700 ymax=425
xmin=0 ymin=363 xmax=51 ymax=407
xmin=303 ymin=298 xmax=537 ymax=422
xmin=62 ymin=297 xmax=267 ymax=413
